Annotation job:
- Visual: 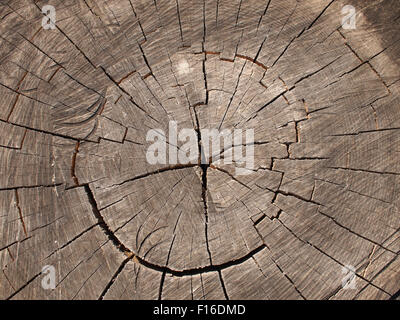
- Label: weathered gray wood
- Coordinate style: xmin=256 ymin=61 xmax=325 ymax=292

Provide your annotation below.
xmin=0 ymin=0 xmax=399 ymax=300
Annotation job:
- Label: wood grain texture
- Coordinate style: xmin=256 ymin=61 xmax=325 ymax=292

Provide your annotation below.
xmin=0 ymin=0 xmax=399 ymax=300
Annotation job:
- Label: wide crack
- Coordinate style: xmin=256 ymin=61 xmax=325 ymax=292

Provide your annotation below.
xmin=192 ymin=104 xmax=213 ymax=265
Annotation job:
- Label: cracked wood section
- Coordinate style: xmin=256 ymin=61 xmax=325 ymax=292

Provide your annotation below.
xmin=0 ymin=0 xmax=399 ymax=300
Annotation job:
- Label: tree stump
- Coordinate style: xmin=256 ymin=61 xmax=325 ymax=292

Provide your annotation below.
xmin=0 ymin=0 xmax=399 ymax=300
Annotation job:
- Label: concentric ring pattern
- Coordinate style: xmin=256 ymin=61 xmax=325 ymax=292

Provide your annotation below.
xmin=0 ymin=0 xmax=399 ymax=300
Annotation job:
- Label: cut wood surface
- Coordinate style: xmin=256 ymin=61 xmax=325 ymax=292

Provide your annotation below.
xmin=0 ymin=0 xmax=399 ymax=300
